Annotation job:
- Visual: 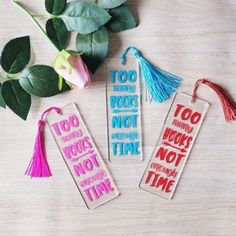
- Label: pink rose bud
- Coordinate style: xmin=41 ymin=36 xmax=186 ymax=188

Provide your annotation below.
xmin=53 ymin=50 xmax=91 ymax=89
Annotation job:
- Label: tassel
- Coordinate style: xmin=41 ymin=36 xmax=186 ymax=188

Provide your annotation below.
xmin=120 ymin=46 xmax=182 ymax=103
xmin=191 ymin=78 xmax=236 ymax=122
xmin=25 ymin=107 xmax=61 ymax=177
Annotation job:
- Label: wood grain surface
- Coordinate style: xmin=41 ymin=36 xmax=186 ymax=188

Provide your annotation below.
xmin=0 ymin=0 xmax=236 ymax=235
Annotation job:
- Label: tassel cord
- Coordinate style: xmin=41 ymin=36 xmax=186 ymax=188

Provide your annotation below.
xmin=191 ymin=78 xmax=236 ymax=122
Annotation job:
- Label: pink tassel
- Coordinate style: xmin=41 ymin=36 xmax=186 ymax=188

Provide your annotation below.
xmin=192 ymin=79 xmax=236 ymax=122
xmin=25 ymin=107 xmax=61 ymax=178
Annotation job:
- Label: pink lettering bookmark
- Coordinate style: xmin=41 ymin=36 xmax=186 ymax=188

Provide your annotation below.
xmin=46 ymin=103 xmax=119 ymax=209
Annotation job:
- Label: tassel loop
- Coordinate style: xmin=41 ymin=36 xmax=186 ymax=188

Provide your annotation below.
xmin=25 ymin=106 xmax=61 ymax=178
xmin=40 ymin=106 xmax=61 ymax=121
xmin=121 ymin=46 xmax=141 ymax=65
xmin=191 ymin=79 xmax=206 ymax=103
xmin=191 ymin=78 xmax=236 ymax=122
xmin=121 ymin=46 xmax=182 ymax=103
xmin=38 ymin=120 xmax=44 ymax=126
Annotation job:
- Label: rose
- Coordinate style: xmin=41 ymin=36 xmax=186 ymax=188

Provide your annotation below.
xmin=53 ymin=50 xmax=91 ymax=89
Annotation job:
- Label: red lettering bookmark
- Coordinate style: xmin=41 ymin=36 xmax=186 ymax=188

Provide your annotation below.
xmin=140 ymin=79 xmax=236 ymax=199
xmin=25 ymin=103 xmax=119 ymax=209
xmin=140 ymin=92 xmax=209 ymax=199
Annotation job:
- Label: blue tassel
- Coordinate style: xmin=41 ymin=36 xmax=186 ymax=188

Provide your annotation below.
xmin=120 ymin=46 xmax=182 ymax=103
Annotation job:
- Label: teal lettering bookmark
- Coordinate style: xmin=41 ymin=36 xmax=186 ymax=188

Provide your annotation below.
xmin=106 ymin=57 xmax=143 ymax=161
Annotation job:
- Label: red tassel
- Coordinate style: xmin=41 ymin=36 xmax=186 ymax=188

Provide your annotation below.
xmin=25 ymin=107 xmax=61 ymax=178
xmin=192 ymin=79 xmax=236 ymax=122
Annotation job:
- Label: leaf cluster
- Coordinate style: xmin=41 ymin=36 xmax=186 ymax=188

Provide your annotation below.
xmin=0 ymin=36 xmax=70 ymax=120
xmin=45 ymin=0 xmax=137 ymax=73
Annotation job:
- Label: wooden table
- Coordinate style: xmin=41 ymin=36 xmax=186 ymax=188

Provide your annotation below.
xmin=0 ymin=0 xmax=236 ymax=235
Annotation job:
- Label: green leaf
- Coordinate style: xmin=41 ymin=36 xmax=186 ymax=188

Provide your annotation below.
xmin=106 ymin=5 xmax=137 ymax=32
xmin=2 ymin=80 xmax=31 ymax=120
xmin=46 ymin=18 xmax=69 ymax=50
xmin=0 ymin=83 xmax=6 ymax=108
xmin=1 ymin=36 xmax=31 ymax=74
xmin=96 ymin=0 xmax=126 ymax=9
xmin=19 ymin=65 xmax=70 ymax=98
xmin=76 ymin=27 xmax=108 ymax=73
xmin=62 ymin=1 xmax=111 ymax=34
xmin=45 ymin=0 xmax=66 ymax=15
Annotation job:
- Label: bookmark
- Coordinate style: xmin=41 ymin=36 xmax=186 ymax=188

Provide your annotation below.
xmin=106 ymin=57 xmax=143 ymax=161
xmin=25 ymin=103 xmax=119 ymax=209
xmin=140 ymin=92 xmax=209 ymax=199
xmin=106 ymin=46 xmax=182 ymax=161
xmin=140 ymin=78 xmax=236 ymax=199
